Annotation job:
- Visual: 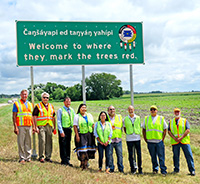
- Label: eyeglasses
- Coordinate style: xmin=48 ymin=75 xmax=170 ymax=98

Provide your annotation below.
xmin=150 ymin=108 xmax=156 ymax=111
xmin=43 ymin=97 xmax=49 ymax=99
xmin=109 ymin=108 xmax=115 ymax=111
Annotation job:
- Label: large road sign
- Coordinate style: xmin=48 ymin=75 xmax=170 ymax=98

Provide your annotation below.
xmin=16 ymin=21 xmax=144 ymax=66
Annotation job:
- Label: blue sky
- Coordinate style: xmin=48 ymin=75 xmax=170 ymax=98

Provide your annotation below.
xmin=0 ymin=0 xmax=200 ymax=94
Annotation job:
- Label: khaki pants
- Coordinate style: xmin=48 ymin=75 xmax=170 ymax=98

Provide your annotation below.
xmin=38 ymin=124 xmax=52 ymax=159
xmin=17 ymin=126 xmax=32 ymax=161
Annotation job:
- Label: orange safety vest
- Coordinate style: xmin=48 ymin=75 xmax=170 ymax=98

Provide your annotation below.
xmin=36 ymin=102 xmax=55 ymax=127
xmin=15 ymin=99 xmax=33 ymax=126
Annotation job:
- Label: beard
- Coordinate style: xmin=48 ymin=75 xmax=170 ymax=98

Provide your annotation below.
xmin=175 ymin=114 xmax=181 ymax=118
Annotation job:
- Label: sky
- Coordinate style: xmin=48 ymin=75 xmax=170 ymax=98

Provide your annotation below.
xmin=0 ymin=0 xmax=200 ymax=94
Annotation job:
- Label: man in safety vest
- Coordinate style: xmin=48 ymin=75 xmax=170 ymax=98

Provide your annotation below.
xmin=168 ymin=108 xmax=195 ymax=176
xmin=142 ymin=105 xmax=167 ymax=176
xmin=57 ymin=97 xmax=75 ymax=167
xmin=12 ymin=89 xmax=34 ymax=164
xmin=123 ymin=105 xmax=143 ymax=174
xmin=33 ymin=92 xmax=56 ymax=163
xmin=107 ymin=105 xmax=124 ymax=173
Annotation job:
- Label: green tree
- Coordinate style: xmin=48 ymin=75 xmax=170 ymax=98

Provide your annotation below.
xmin=44 ymin=82 xmax=58 ymax=98
xmin=28 ymin=88 xmax=44 ymax=102
xmin=53 ymin=88 xmax=65 ymax=100
xmin=66 ymin=84 xmax=82 ymax=101
xmin=85 ymin=73 xmax=123 ymax=100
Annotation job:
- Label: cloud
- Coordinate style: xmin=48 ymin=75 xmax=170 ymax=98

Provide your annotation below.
xmin=0 ymin=0 xmax=200 ymax=94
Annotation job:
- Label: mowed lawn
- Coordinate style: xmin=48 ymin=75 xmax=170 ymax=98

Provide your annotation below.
xmin=0 ymin=92 xmax=200 ymax=184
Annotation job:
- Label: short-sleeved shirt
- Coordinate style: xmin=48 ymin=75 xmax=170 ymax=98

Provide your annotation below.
xmin=94 ymin=121 xmax=113 ymax=143
xmin=32 ymin=102 xmax=55 ymax=117
xmin=168 ymin=118 xmax=190 ymax=131
xmin=73 ymin=113 xmax=94 ymax=130
xmin=123 ymin=114 xmax=141 ymax=141
xmin=142 ymin=115 xmax=168 ymax=143
xmin=12 ymin=100 xmax=29 ymax=112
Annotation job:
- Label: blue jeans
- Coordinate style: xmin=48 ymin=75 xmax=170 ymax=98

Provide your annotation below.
xmin=109 ymin=141 xmax=124 ymax=172
xmin=98 ymin=143 xmax=110 ymax=170
xmin=172 ymin=143 xmax=195 ymax=173
xmin=147 ymin=141 xmax=167 ymax=174
xmin=127 ymin=140 xmax=142 ymax=172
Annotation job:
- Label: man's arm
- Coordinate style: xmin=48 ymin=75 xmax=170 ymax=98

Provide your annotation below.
xmin=52 ymin=116 xmax=56 ymax=131
xmin=13 ymin=112 xmax=19 ymax=135
xmin=33 ymin=116 xmax=39 ymax=133
xmin=74 ymin=125 xmax=80 ymax=143
xmin=177 ymin=129 xmax=190 ymax=142
xmin=168 ymin=130 xmax=179 ymax=142
xmin=162 ymin=129 xmax=167 ymax=141
xmin=57 ymin=109 xmax=65 ymax=137
xmin=142 ymin=128 xmax=147 ymax=143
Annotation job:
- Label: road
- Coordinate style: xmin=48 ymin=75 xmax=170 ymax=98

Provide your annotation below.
xmin=0 ymin=103 xmax=10 ymax=107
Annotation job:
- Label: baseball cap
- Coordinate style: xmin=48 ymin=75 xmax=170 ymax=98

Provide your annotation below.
xmin=174 ymin=108 xmax=181 ymax=112
xmin=150 ymin=105 xmax=158 ymax=110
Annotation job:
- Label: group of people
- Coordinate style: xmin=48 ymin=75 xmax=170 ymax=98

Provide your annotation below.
xmin=12 ymin=89 xmax=196 ymax=176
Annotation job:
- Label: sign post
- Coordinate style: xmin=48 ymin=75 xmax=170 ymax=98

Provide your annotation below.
xmin=30 ymin=66 xmax=37 ymax=160
xmin=130 ymin=64 xmax=134 ymax=106
xmin=82 ymin=65 xmax=86 ymax=104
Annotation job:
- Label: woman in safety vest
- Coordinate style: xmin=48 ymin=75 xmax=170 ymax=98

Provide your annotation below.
xmin=73 ymin=104 xmax=96 ymax=170
xmin=94 ymin=111 xmax=112 ymax=173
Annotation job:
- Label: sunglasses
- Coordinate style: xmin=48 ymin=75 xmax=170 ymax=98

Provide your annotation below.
xmin=43 ymin=97 xmax=49 ymax=99
xmin=150 ymin=108 xmax=156 ymax=111
xmin=109 ymin=108 xmax=115 ymax=111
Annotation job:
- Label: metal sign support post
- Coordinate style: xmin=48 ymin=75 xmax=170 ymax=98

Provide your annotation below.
xmin=82 ymin=65 xmax=86 ymax=104
xmin=130 ymin=64 xmax=134 ymax=106
xmin=30 ymin=66 xmax=37 ymax=160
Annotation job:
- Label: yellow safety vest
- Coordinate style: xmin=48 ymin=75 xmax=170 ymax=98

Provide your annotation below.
xmin=145 ymin=115 xmax=164 ymax=140
xmin=78 ymin=113 xmax=94 ymax=134
xmin=170 ymin=118 xmax=190 ymax=145
xmin=36 ymin=102 xmax=55 ymax=127
xmin=61 ymin=107 xmax=75 ymax=128
xmin=96 ymin=121 xmax=111 ymax=143
xmin=15 ymin=100 xmax=33 ymax=126
xmin=124 ymin=115 xmax=141 ymax=135
xmin=108 ymin=114 xmax=122 ymax=139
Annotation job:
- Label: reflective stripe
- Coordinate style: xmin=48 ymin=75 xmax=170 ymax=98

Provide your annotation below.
xmin=17 ymin=113 xmax=32 ymax=116
xmin=146 ymin=129 xmax=163 ymax=133
xmin=20 ymin=117 xmax=23 ymax=126
xmin=16 ymin=101 xmax=22 ymax=112
xmin=115 ymin=127 xmax=121 ymax=130
xmin=38 ymin=103 xmax=44 ymax=116
xmin=37 ymin=117 xmax=53 ymax=120
xmin=15 ymin=100 xmax=32 ymax=126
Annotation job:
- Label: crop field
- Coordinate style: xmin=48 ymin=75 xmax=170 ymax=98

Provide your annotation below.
xmin=0 ymin=92 xmax=199 ymax=184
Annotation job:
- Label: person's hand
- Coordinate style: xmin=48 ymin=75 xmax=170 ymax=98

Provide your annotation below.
xmin=112 ymin=125 xmax=116 ymax=130
xmin=60 ymin=132 xmax=65 ymax=137
xmin=104 ymin=141 xmax=109 ymax=147
xmin=76 ymin=135 xmax=80 ymax=143
xmin=14 ymin=127 xmax=19 ymax=135
xmin=177 ymin=137 xmax=183 ymax=142
xmin=53 ymin=129 xmax=57 ymax=135
xmin=36 ymin=127 xmax=40 ymax=134
xmin=32 ymin=127 xmax=36 ymax=134
xmin=174 ymin=137 xmax=179 ymax=142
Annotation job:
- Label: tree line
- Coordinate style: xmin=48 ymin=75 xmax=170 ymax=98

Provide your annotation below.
xmin=28 ymin=73 xmax=123 ymax=101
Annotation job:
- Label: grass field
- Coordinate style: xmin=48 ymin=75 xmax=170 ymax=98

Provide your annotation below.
xmin=0 ymin=92 xmax=199 ymax=184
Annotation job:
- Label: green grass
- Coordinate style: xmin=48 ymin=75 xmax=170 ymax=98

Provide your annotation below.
xmin=0 ymin=98 xmax=10 ymax=103
xmin=0 ymin=92 xmax=200 ymax=184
